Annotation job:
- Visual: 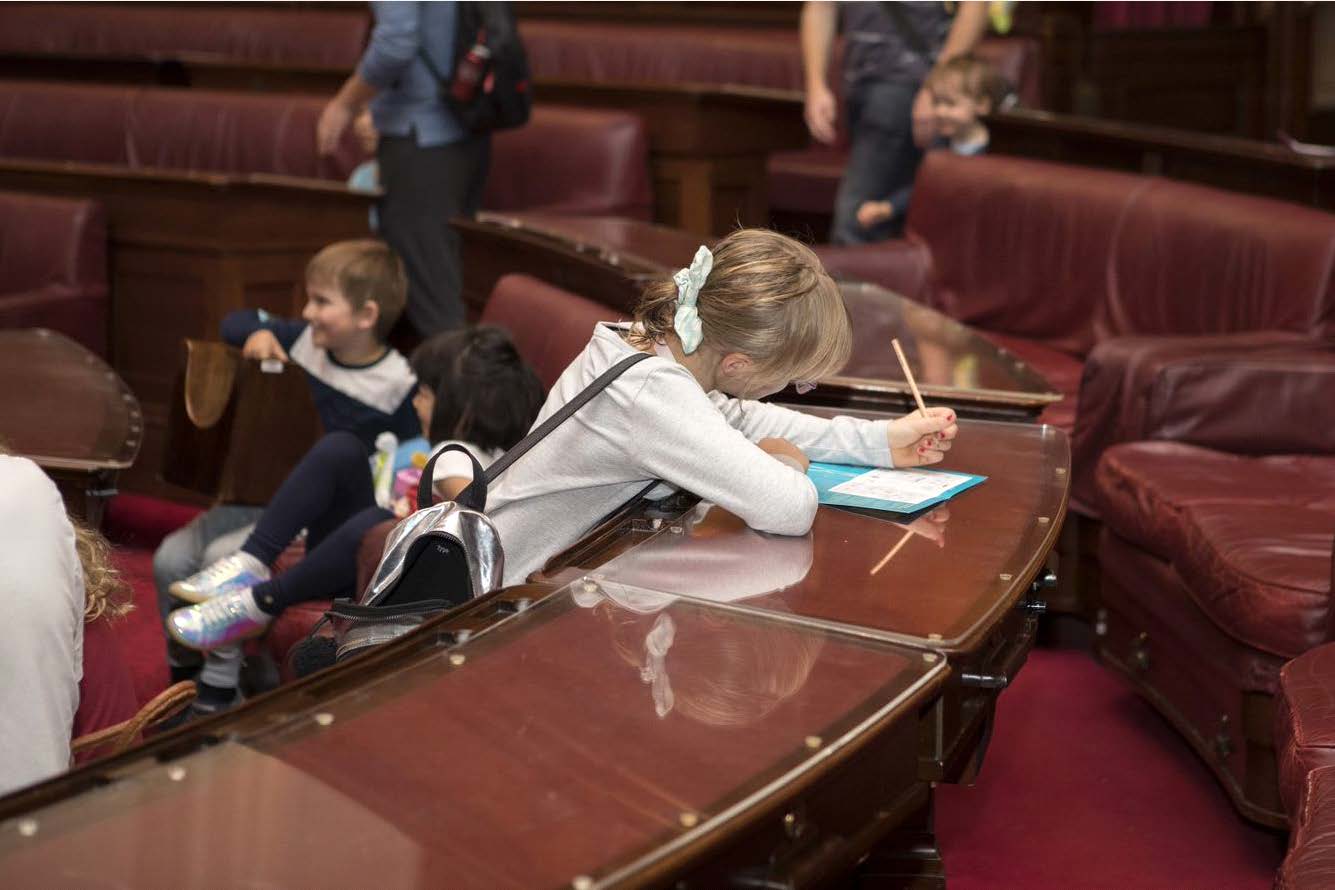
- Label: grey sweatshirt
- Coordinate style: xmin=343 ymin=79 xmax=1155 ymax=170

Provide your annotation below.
xmin=488 ymin=323 xmax=894 ymax=586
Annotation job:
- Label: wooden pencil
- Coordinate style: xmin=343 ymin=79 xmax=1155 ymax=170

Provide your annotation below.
xmin=891 ymin=337 xmax=929 ymax=418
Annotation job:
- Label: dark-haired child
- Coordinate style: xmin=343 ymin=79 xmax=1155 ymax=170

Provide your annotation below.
xmin=164 ymin=326 xmax=545 ymax=708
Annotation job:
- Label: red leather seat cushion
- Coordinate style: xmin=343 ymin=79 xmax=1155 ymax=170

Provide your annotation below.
xmin=0 ymin=81 xmax=137 ymax=165
xmin=1276 ymin=765 xmax=1335 ymax=890
xmin=977 ymin=331 xmax=1082 ymax=432
xmin=484 ymin=106 xmax=652 ymax=221
xmin=767 ymin=145 xmax=845 ymax=216
xmin=0 ymin=191 xmax=109 ymax=355
xmin=1098 ymin=178 xmax=1335 ymax=343
xmin=1097 ymin=442 xmax=1335 ymax=659
xmin=1277 ymin=644 xmax=1335 ymax=817
xmin=1101 ymin=529 xmax=1287 ymax=694
xmin=0 ymin=81 xmax=365 ymax=180
xmin=481 ymin=273 xmax=624 ymax=389
xmin=521 ymin=21 xmax=803 ymax=91
xmin=0 ymin=3 xmax=369 ymax=66
xmin=908 ymin=153 xmax=1145 ymax=358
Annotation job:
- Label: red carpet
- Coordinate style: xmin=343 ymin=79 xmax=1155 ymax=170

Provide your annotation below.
xmin=937 ymin=648 xmax=1285 ymax=888
xmin=104 ymin=494 xmax=200 ymax=706
xmin=101 ymin=495 xmax=1286 ymax=887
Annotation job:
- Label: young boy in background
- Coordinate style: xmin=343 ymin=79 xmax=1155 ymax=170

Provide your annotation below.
xmin=153 ymin=239 xmax=420 ymax=714
xmin=856 ymin=56 xmax=1012 ymax=233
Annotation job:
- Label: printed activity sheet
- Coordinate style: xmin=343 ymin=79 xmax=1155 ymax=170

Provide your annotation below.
xmin=830 ymin=467 xmax=975 ymax=503
xmin=808 ymin=462 xmax=987 ymax=514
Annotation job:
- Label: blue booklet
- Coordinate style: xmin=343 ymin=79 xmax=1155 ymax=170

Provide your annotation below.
xmin=807 ymin=462 xmax=987 ymax=515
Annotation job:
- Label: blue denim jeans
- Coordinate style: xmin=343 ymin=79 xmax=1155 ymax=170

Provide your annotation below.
xmin=830 ymin=79 xmax=924 ymax=245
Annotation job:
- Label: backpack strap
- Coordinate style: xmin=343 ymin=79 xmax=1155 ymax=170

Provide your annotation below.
xmin=419 ymin=443 xmax=489 ymax=511
xmin=417 ymin=351 xmax=652 ymax=513
xmin=484 ymin=351 xmax=652 ymax=483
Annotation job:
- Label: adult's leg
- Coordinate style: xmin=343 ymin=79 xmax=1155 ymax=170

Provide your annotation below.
xmin=377 ymin=132 xmax=491 ymax=337
xmin=830 ymin=80 xmax=923 ymax=245
xmin=240 ymin=431 xmax=376 ymax=566
xmin=251 ymin=506 xmax=393 ymax=615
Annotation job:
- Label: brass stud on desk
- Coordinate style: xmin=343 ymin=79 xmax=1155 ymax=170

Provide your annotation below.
xmin=679 ymin=811 xmax=699 ymax=828
xmin=923 ymin=652 xmax=939 ymax=664
xmin=17 ymin=818 xmax=39 ymax=837
xmin=314 ymin=712 xmax=335 ymax=727
xmin=449 ymin=653 xmax=467 ymax=667
xmin=999 ymin=573 xmax=1013 ymax=582
xmin=1055 ymin=467 xmax=1067 ymax=476
xmin=1037 ymin=516 xmax=1050 ymax=525
xmin=804 ymin=735 xmax=823 ymax=750
xmin=572 ymin=876 xmax=594 ymax=890
xmin=167 ymin=765 xmax=187 ymax=782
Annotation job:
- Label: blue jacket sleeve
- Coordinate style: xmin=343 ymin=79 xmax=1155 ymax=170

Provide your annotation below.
xmin=360 ymin=2 xmax=422 ymax=90
xmin=219 ymin=310 xmax=306 ymax=351
xmin=386 ymin=391 xmax=425 ymax=441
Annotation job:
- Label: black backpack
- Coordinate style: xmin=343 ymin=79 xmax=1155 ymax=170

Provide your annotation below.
xmin=420 ymin=1 xmax=532 ymax=133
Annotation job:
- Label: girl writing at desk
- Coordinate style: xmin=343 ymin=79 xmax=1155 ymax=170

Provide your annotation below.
xmin=486 ymin=228 xmax=960 ymax=586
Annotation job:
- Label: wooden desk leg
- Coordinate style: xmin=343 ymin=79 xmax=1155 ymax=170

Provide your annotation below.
xmin=855 ymin=790 xmax=946 ymax=889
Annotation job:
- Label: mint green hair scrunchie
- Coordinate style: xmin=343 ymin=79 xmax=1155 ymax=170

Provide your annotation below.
xmin=672 ymin=245 xmax=713 ymax=354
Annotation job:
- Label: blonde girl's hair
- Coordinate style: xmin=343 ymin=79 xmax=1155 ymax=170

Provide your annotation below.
xmin=632 ymin=229 xmax=853 ymax=385
xmin=75 ymin=519 xmax=133 ymax=623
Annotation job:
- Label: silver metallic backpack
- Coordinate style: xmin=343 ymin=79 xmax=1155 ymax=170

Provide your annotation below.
xmin=330 ymin=352 xmax=653 ymax=661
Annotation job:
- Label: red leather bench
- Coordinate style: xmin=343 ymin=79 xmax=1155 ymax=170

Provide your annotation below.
xmin=0 ymin=80 xmax=364 ymax=179
xmin=0 ymin=3 xmax=369 ymax=68
xmin=766 ymin=35 xmax=1043 ymax=236
xmin=0 ymin=81 xmax=653 ymax=221
xmin=1095 ymin=441 xmax=1335 ymax=826
xmin=268 ymin=274 xmax=623 ymax=677
xmin=0 ymin=191 xmax=108 ymax=356
xmin=1275 ymin=644 xmax=1335 ymax=887
xmin=484 ymin=107 xmax=653 ymax=221
xmin=814 ymin=152 xmax=1335 ymax=515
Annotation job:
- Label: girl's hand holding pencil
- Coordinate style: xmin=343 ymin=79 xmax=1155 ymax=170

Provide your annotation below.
xmin=888 ymin=337 xmax=959 ymax=468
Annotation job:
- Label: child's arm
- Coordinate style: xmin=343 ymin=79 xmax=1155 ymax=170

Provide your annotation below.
xmin=710 ymin=395 xmax=956 ymax=469
xmin=629 ymin=370 xmax=821 ymax=536
xmin=220 ymin=309 xmax=307 ymax=360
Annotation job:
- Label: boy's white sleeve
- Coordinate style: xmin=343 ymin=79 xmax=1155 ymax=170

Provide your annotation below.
xmin=709 ymin=393 xmax=894 ymax=467
xmin=629 ymin=370 xmax=820 ymax=536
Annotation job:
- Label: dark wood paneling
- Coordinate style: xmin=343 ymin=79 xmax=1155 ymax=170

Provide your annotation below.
xmin=989 ymin=107 xmax=1335 ymax=211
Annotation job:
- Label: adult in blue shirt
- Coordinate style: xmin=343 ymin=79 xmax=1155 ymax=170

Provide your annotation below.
xmin=318 ymin=1 xmax=489 ymax=337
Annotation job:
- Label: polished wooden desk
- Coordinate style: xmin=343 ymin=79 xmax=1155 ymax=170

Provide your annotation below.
xmin=0 ymin=581 xmax=946 ymax=888
xmin=0 ymin=414 xmax=1067 ymax=887
xmin=458 ymin=212 xmax=1062 ymax=421
xmin=538 ymin=415 xmax=1069 ymax=785
xmin=0 ymin=328 xmax=141 ymax=527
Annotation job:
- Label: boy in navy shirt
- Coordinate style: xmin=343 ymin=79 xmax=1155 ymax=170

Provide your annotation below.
xmin=153 ymin=239 xmax=420 ymax=711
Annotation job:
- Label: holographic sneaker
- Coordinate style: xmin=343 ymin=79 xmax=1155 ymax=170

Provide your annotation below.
xmin=168 ymin=552 xmax=270 ymax=604
xmin=167 ymin=589 xmax=272 ymax=652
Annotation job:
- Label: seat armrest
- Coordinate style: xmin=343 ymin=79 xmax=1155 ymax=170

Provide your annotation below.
xmin=1071 ymin=332 xmax=1335 ymax=515
xmin=814 ymin=236 xmax=933 ymax=304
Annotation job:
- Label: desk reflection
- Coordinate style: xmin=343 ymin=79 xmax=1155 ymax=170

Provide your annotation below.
xmin=572 ymin=504 xmax=817 ymax=727
xmin=569 ymin=502 xmax=950 ymax=727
